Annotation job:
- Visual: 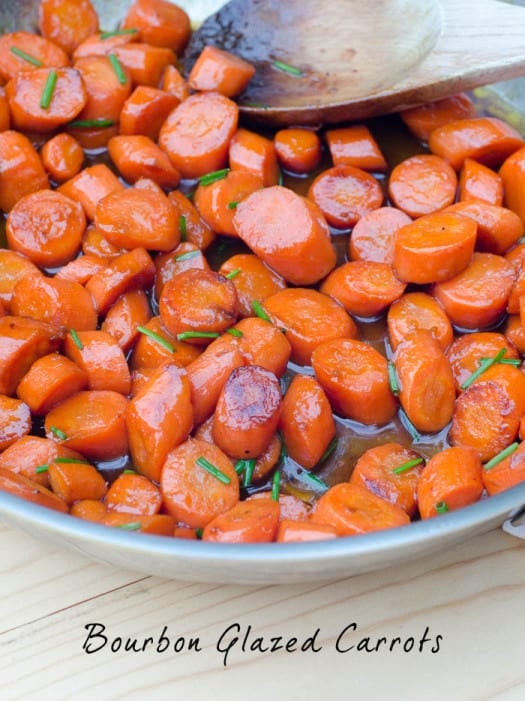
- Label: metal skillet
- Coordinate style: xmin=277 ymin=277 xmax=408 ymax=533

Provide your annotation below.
xmin=1 ymin=0 xmax=525 ymax=584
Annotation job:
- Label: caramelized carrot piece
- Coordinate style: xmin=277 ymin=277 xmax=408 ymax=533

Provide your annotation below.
xmin=0 ymin=32 xmax=69 ymax=83
xmin=73 ymin=55 xmax=132 ymax=123
xmin=119 ymin=85 xmax=179 ymax=140
xmin=233 ymin=186 xmax=336 ymax=285
xmin=472 ymin=363 xmax=525 ymax=417
xmin=38 ymin=0 xmax=99 ymax=54
xmin=230 ymin=316 xmax=291 ymax=377
xmin=249 ymin=492 xmax=311 ymax=521
xmin=387 ymin=292 xmax=453 ymax=352
xmin=55 ymin=253 xmax=108 ymax=285
xmin=445 ymin=201 xmax=523 ymax=255
xmin=417 ymin=446 xmax=483 ymax=519
xmin=447 ymin=332 xmax=519 ymax=393
xmin=388 ymin=154 xmax=457 ymax=218
xmin=64 ymin=330 xmax=131 ymax=396
xmin=41 ymin=133 xmax=84 ymax=183
xmin=121 ymin=0 xmax=191 ymax=52
xmin=154 ymin=243 xmax=209 ymax=301
xmin=218 ymin=253 xmax=287 ymax=317
xmin=0 ymin=87 xmax=10 ymax=131
xmin=105 ymin=472 xmax=162 ymax=515
xmin=399 ymin=93 xmax=477 ymax=141
xmin=109 ymin=134 xmax=180 ymax=189
xmin=499 ymin=145 xmax=525 ymax=224
xmin=325 ymin=125 xmax=387 ymax=171
xmin=0 ymin=250 xmax=41 ymax=309
xmin=161 ymin=64 xmax=189 ymax=102
xmin=458 ymin=157 xmax=504 ymax=206
xmin=274 ymin=127 xmax=322 ymax=174
xmin=188 ymin=45 xmax=255 ymax=97
xmin=229 ymin=128 xmax=279 ymax=186
xmin=307 ymin=164 xmax=384 ymax=229
xmin=0 ymin=395 xmax=31 ymax=450
xmin=0 ymin=467 xmax=68 ymax=513
xmin=349 ymin=206 xmax=411 ymax=264
xmin=101 ymin=290 xmax=151 ymax=353
xmin=167 ymin=190 xmax=216 ymax=250
xmin=48 ymin=460 xmax=107 ymax=505
xmin=114 ymin=43 xmax=176 ymax=87
xmin=103 ymin=511 xmax=175 ymax=535
xmin=17 ymin=352 xmax=88 ymax=415
xmin=483 ymin=440 xmax=525 ymax=496
xmin=277 ymin=519 xmax=337 ymax=542
xmin=73 ymin=31 xmax=140 ymax=61
xmin=66 ymin=123 xmax=119 ymax=151
xmin=70 ymin=499 xmax=107 ymax=522
xmin=58 ymin=163 xmax=124 ymax=220
xmin=505 ymin=315 xmax=525 ymax=355
xmin=130 ymin=316 xmax=201 ymax=370
xmin=0 ymin=131 xmax=49 ymax=213
xmin=81 ymin=227 xmax=120 ymax=259
xmin=0 ymin=435 xmax=85 ymax=487
xmin=203 ymin=498 xmax=280 ymax=543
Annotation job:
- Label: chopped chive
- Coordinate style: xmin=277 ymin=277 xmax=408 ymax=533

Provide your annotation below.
xmin=10 ymin=46 xmax=43 ymax=67
xmin=55 ymin=457 xmax=90 ymax=465
xmin=277 ymin=168 xmax=284 ymax=186
xmin=392 ymin=457 xmax=424 ymax=475
xmin=225 ymin=268 xmax=241 ymax=280
xmin=226 ymin=328 xmax=243 ymax=337
xmin=271 ymin=470 xmax=281 ymax=501
xmin=234 ymin=460 xmax=246 ymax=474
xmin=137 ymin=325 xmax=175 ymax=353
xmin=50 ymin=426 xmax=67 ymax=440
xmin=484 ymin=442 xmax=520 ymax=470
xmin=227 ymin=201 xmax=239 ymax=209
xmin=35 ymin=464 xmax=49 ymax=474
xmin=387 ymin=361 xmax=400 ymax=396
xmin=108 ymin=53 xmax=127 ymax=85
xmin=251 ymin=300 xmax=271 ymax=322
xmin=300 ymin=470 xmax=329 ymax=492
xmin=243 ymin=459 xmax=256 ymax=487
xmin=480 ymin=356 xmax=521 ymax=366
xmin=122 ymin=469 xmax=137 ymax=474
xmin=100 ymin=28 xmax=139 ymax=39
xmin=399 ymin=409 xmax=421 ymax=443
xmin=196 ymin=456 xmax=231 ymax=484
xmin=40 ymin=69 xmax=57 ymax=110
xmin=198 ymin=168 xmax=230 ymax=186
xmin=174 ymin=249 xmax=200 ymax=262
xmin=195 ymin=527 xmax=203 ymax=539
xmin=176 ymin=331 xmax=220 ymax=341
xmin=116 ymin=521 xmax=142 ymax=530
xmin=460 ymin=348 xmax=507 ymax=390
xmin=68 ymin=118 xmax=114 ymax=128
xmin=272 ymin=59 xmax=303 ymax=76
xmin=179 ymin=214 xmax=187 ymax=241
xmin=69 ymin=328 xmax=83 ymax=350
xmin=435 ymin=501 xmax=449 ymax=514
xmin=279 ymin=435 xmax=288 ymax=462
xmin=319 ymin=437 xmax=338 ymax=463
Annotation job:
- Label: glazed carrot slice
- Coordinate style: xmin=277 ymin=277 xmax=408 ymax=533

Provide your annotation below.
xmin=48 ymin=460 xmax=107 ymax=505
xmin=311 ymin=338 xmax=397 ymax=425
xmin=0 ymin=435 xmax=85 ymax=487
xmin=161 ymin=64 xmax=189 ymax=102
xmin=105 ymin=472 xmax=162 ymax=516
xmin=417 ymin=446 xmax=483 ymax=519
xmin=113 ymin=43 xmax=176 ymax=87
xmin=0 ymin=395 xmax=31 ymax=451
xmin=350 ymin=442 xmax=424 ymax=518
xmin=55 ymin=253 xmax=108 ymax=285
xmin=279 ymin=374 xmax=336 ymax=470
xmin=229 ymin=128 xmax=279 ymax=186
xmin=130 ymin=316 xmax=201 ymax=370
xmin=394 ymin=330 xmax=455 ymax=433
xmin=16 ymin=352 xmax=88 ymax=415
xmin=507 ymin=265 xmax=525 ymax=314
xmin=399 ymin=93 xmax=477 ymax=141
xmin=73 ymin=55 xmax=132 ymax=123
xmin=73 ymin=31 xmax=140 ymax=61
xmin=0 ymin=32 xmax=69 ymax=83
xmin=119 ymin=85 xmax=179 ymax=140
xmin=194 ymin=169 xmax=264 ymax=236
xmin=320 ymin=260 xmax=406 ymax=318
xmin=505 ymin=314 xmax=525 ymax=354
xmin=202 ymin=497 xmax=280 ymax=543
xmin=277 ymin=519 xmax=337 ymax=542
xmin=64 ymin=330 xmax=131 ymax=396
xmin=121 ymin=0 xmax=191 ymax=52
xmin=0 ymin=250 xmax=40 ymax=309
xmin=6 ymin=190 xmax=85 ymax=268
xmin=159 ymin=268 xmax=238 ymax=342
xmin=393 ymin=212 xmax=477 ymax=284
xmin=483 ymin=440 xmax=525 ymax=496
xmin=388 ymin=154 xmax=457 ymax=218
xmin=387 ymin=292 xmax=453 ymax=352
xmin=154 ymin=243 xmax=209 ymax=301
xmin=38 ymin=0 xmax=99 ymax=54
xmin=307 ymin=164 xmax=384 ymax=229
xmin=127 ymin=362 xmax=193 ymax=482
xmin=188 ymin=45 xmax=255 ymax=97
xmin=100 ymin=290 xmax=151 ymax=353
xmin=161 ymin=437 xmax=240 ymax=529
xmin=446 ymin=332 xmax=519 ymax=393
xmin=41 ymin=133 xmax=84 ymax=184
xmin=65 ymin=122 xmax=119 ymax=151
xmin=218 ymin=254 xmax=286 ymax=318
xmin=11 ymin=273 xmax=97 ymax=331
xmin=325 ymin=125 xmax=387 ymax=171
xmin=0 ymin=87 xmax=10 ymax=131
xmin=249 ymin=492 xmax=311 ymax=521
xmin=103 ymin=511 xmax=175 ymax=536
xmin=432 ymin=252 xmax=515 ymax=330
xmin=500 ymin=145 xmax=525 ymax=224
xmin=0 ymin=316 xmax=62 ymax=396
xmin=0 ymin=131 xmax=49 ymax=213
xmin=311 ymin=482 xmax=409 ymax=536
xmin=458 ymin=157 xmax=504 ymax=206
xmin=108 ymin=134 xmax=180 ymax=189
xmin=232 ymin=316 xmax=292 ymax=378
xmin=159 ymin=92 xmax=238 ymax=179
xmin=445 ymin=201 xmax=523 ymax=255
xmin=70 ymin=499 xmax=107 ymax=522
xmin=212 ymin=365 xmax=282 ymax=459
xmin=44 ymin=390 xmax=129 ymax=461
xmin=0 ymin=467 xmax=68 ymax=513
xmin=167 ymin=190 xmax=216 ymax=250
xmin=233 ymin=186 xmax=336 ymax=285
xmin=263 ymin=287 xmax=358 ymax=366
xmin=6 ymin=67 xmax=88 ymax=133
xmin=428 ymin=117 xmax=524 ymax=171
xmin=450 ymin=381 xmax=520 ymax=462
xmin=58 ymin=163 xmax=124 ymax=220
xmin=349 ymin=206 xmax=411 ymax=264
xmin=274 ymin=127 xmax=322 ymax=174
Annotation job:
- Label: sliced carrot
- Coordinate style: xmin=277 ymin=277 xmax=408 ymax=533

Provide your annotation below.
xmin=393 ymin=211 xmax=476 ymax=284
xmin=277 ymin=519 xmax=337 ymax=542
xmin=0 ymin=87 xmax=10 ymax=131
xmin=263 ymin=287 xmax=358 ymax=366
xmin=48 ymin=460 xmax=107 ymax=505
xmin=274 ymin=127 xmax=322 ymax=174
xmin=70 ymin=499 xmax=107 ymax=523
xmin=161 ymin=65 xmax=189 ymax=102
xmin=0 ymin=395 xmax=31 ymax=451
xmin=387 ymin=291 xmax=453 ymax=352
xmin=446 ymin=332 xmax=519 ymax=393
xmin=218 ymin=253 xmax=287 ymax=317
xmin=58 ymin=163 xmax=124 ymax=220
xmin=505 ymin=315 xmax=525 ymax=355
xmin=233 ymin=185 xmax=336 ymax=285
xmin=202 ymin=497 xmax=280 ymax=543
xmin=73 ymin=55 xmax=132 ymax=123
xmin=507 ymin=265 xmax=525 ymax=314
xmin=101 ymin=290 xmax=151 ymax=353
xmin=113 ymin=43 xmax=176 ymax=87
xmin=167 ymin=190 xmax=216 ymax=250
xmin=349 ymin=206 xmax=411 ymax=264
xmin=399 ymin=93 xmax=477 ymax=141
xmin=121 ymin=0 xmax=191 ymax=52
xmin=325 ymin=125 xmax=387 ymax=171
xmin=188 ymin=45 xmax=255 ymax=98
xmin=119 ymin=85 xmax=179 ymax=140
xmin=105 ymin=472 xmax=162 ymax=516
xmin=500 ymin=145 xmax=525 ymax=224
xmin=311 ymin=338 xmax=397 ymax=425
xmin=65 ymin=123 xmax=119 ymax=151
xmin=307 ymin=164 xmax=384 ymax=229
xmin=472 ymin=363 xmax=525 ymax=418
xmin=103 ymin=511 xmax=175 ymax=536
xmin=445 ymin=201 xmax=523 ymax=255
xmin=0 ymin=131 xmax=49 ymax=213
xmin=108 ymin=134 xmax=180 ymax=189
xmin=130 ymin=316 xmax=201 ymax=370
xmin=388 ymin=154 xmax=457 ymax=218
xmin=73 ymin=31 xmax=140 ymax=61
xmin=0 ymin=435 xmax=85 ymax=486
xmin=55 ymin=253 xmax=108 ymax=285
xmin=232 ymin=316 xmax=292 ymax=378
xmin=17 ymin=352 xmax=88 ymax=415
xmin=0 ymin=467 xmax=68 ymax=513
xmin=81 ymin=224 xmax=121 ymax=259
xmin=38 ymin=0 xmax=99 ymax=54
xmin=458 ymin=157 xmax=504 ymax=206
xmin=63 ymin=330 xmax=131 ymax=396
xmin=229 ymin=128 xmax=279 ymax=186
xmin=40 ymin=133 xmax=84 ymax=183
xmin=0 ymin=32 xmax=69 ymax=83
xmin=154 ymin=243 xmax=209 ymax=302
xmin=0 ymin=250 xmax=40 ymax=309
xmin=483 ymin=440 xmax=525 ymax=496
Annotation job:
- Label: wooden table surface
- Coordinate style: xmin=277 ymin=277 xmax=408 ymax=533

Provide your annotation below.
xmin=1 ymin=521 xmax=525 ymax=701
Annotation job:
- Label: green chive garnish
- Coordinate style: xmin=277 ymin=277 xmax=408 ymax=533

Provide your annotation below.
xmin=460 ymin=348 xmax=507 ymax=390
xmin=279 ymin=436 xmax=288 ymax=462
xmin=68 ymin=118 xmax=114 ymax=128
xmin=319 ymin=437 xmax=338 ymax=463
xmin=480 ymin=357 xmax=521 ymax=366
xmin=251 ymin=300 xmax=271 ymax=322
xmin=226 ymin=328 xmax=243 ymax=337
xmin=300 ymin=470 xmax=329 ymax=492
xmin=196 ymin=456 xmax=231 ymax=484
xmin=50 ymin=426 xmax=67 ymax=440
xmin=399 ymin=410 xmax=421 ymax=443
xmin=10 ymin=46 xmax=42 ymax=66
xmin=122 ymin=469 xmax=137 ymax=474
xmin=243 ymin=459 xmax=256 ymax=487
xmin=195 ymin=527 xmax=203 ymax=539
xmin=69 ymin=329 xmax=83 ymax=350
xmin=55 ymin=457 xmax=90 ymax=465
xmin=277 ymin=168 xmax=284 ymax=187
xmin=117 ymin=522 xmax=142 ymax=530
xmin=392 ymin=457 xmax=424 ymax=475
xmin=176 ymin=331 xmax=220 ymax=341
xmin=272 ymin=59 xmax=303 ymax=76
xmin=100 ymin=28 xmax=139 ymax=39
xmin=484 ymin=442 xmax=520 ymax=470
xmin=136 ymin=325 xmax=175 ymax=353
xmin=388 ymin=361 xmax=400 ymax=396
xmin=35 ymin=464 xmax=49 ymax=474
xmin=108 ymin=53 xmax=127 ymax=85
xmin=198 ymin=168 xmax=230 ymax=186
xmin=435 ymin=501 xmax=449 ymax=514
xmin=234 ymin=460 xmax=246 ymax=474
xmin=40 ymin=69 xmax=57 ymax=110
xmin=179 ymin=214 xmax=187 ymax=241
xmin=227 ymin=201 xmax=239 ymax=209
xmin=174 ymin=250 xmax=200 ymax=262
xmin=271 ymin=470 xmax=281 ymax=501
xmin=225 ymin=268 xmax=241 ymax=280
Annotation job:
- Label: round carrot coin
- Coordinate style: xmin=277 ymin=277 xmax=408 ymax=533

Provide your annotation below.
xmin=388 ymin=154 xmax=457 ymax=218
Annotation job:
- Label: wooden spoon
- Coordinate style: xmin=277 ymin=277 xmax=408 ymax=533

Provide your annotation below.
xmin=183 ymin=0 xmax=525 ymax=126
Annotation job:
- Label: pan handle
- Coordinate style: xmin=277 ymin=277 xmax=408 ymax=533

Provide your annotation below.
xmin=502 ymin=504 xmax=525 ymax=539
